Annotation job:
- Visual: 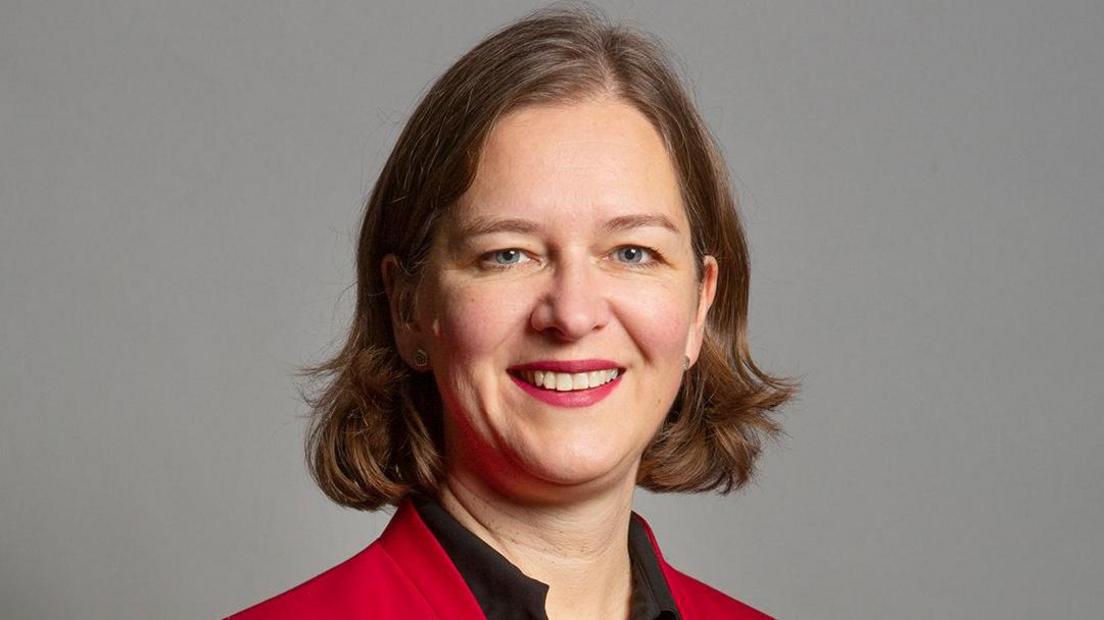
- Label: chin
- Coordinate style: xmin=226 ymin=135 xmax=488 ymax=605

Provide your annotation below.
xmin=510 ymin=438 xmax=638 ymax=491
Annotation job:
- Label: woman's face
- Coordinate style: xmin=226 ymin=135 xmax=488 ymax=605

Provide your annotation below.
xmin=404 ymin=99 xmax=717 ymax=500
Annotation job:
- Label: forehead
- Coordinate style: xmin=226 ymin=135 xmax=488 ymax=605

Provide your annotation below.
xmin=452 ymin=98 xmax=688 ymax=231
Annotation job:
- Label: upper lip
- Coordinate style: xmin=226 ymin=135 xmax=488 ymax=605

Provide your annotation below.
xmin=508 ymin=359 xmax=622 ymax=373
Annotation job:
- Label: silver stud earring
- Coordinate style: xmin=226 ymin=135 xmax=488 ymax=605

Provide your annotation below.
xmin=682 ymin=356 xmax=691 ymax=372
xmin=413 ymin=348 xmax=429 ymax=369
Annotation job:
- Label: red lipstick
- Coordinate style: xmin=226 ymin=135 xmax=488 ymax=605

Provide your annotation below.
xmin=508 ymin=359 xmax=621 ymax=373
xmin=507 ymin=359 xmax=624 ymax=408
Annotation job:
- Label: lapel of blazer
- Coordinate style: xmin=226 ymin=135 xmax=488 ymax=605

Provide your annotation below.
xmin=378 ymin=497 xmax=487 ymax=620
xmin=634 ymin=513 xmax=774 ymax=619
xmin=632 ymin=511 xmax=697 ymax=616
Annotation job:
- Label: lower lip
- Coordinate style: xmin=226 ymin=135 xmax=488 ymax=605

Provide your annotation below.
xmin=509 ymin=372 xmax=623 ymax=408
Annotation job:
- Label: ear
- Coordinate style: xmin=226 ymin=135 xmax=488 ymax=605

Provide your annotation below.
xmin=685 ymin=255 xmax=719 ymax=366
xmin=381 ymin=254 xmax=423 ymax=369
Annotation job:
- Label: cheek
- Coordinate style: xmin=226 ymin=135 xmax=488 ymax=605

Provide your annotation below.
xmin=612 ymin=280 xmax=696 ymax=360
xmin=423 ymin=279 xmax=532 ymax=363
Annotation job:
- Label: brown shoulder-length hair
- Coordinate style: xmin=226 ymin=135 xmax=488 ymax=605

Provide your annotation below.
xmin=302 ymin=4 xmax=798 ymax=510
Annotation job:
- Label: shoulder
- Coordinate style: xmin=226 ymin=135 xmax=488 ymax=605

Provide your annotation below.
xmin=224 ymin=500 xmax=482 ymax=620
xmin=223 ymin=539 xmax=433 ymax=619
xmin=632 ymin=512 xmax=774 ymax=620
xmin=661 ymin=562 xmax=774 ymax=619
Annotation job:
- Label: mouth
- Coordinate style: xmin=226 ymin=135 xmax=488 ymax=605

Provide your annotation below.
xmin=506 ymin=360 xmax=625 ymax=408
xmin=509 ymin=368 xmax=621 ymax=392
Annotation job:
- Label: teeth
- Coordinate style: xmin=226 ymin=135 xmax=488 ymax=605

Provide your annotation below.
xmin=518 ymin=369 xmax=621 ymax=391
xmin=553 ymin=373 xmax=568 ymax=391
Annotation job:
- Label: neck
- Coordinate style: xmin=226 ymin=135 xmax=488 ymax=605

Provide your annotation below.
xmin=438 ymin=469 xmax=637 ymax=620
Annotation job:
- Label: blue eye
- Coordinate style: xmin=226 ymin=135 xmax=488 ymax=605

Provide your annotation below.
xmin=488 ymin=249 xmax=527 ymax=265
xmin=614 ymin=246 xmax=651 ymax=264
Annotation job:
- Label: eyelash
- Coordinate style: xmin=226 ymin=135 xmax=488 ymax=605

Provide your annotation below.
xmin=478 ymin=246 xmax=663 ymax=271
xmin=481 ymin=248 xmax=532 ymax=269
xmin=611 ymin=246 xmax=656 ymax=267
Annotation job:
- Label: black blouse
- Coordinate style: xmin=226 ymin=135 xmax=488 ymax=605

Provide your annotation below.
xmin=412 ymin=494 xmax=680 ymax=620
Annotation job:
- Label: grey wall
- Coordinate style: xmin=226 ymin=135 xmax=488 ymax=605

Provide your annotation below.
xmin=2 ymin=1 xmax=1101 ymax=618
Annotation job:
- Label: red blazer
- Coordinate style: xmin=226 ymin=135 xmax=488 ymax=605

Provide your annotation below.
xmin=227 ymin=498 xmax=771 ymax=619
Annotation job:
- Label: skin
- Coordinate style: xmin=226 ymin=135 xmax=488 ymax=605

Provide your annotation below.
xmin=384 ymin=97 xmax=718 ymax=619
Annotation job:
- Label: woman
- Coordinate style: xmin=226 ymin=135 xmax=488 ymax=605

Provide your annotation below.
xmin=230 ymin=6 xmax=795 ymax=619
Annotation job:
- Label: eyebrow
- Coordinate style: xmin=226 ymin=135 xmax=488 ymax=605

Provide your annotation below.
xmin=453 ymin=212 xmax=681 ymax=241
xmin=454 ymin=216 xmax=540 ymax=239
xmin=603 ymin=213 xmax=680 ymax=234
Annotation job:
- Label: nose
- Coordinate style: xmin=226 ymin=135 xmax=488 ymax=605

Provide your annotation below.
xmin=529 ymin=257 xmax=610 ymax=341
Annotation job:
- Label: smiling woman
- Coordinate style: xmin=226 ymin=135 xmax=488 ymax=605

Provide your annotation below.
xmin=410 ymin=99 xmax=721 ymax=501
xmin=229 ymin=5 xmax=796 ymax=620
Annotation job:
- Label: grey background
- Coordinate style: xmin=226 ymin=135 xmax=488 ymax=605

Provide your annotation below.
xmin=2 ymin=1 xmax=1101 ymax=618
